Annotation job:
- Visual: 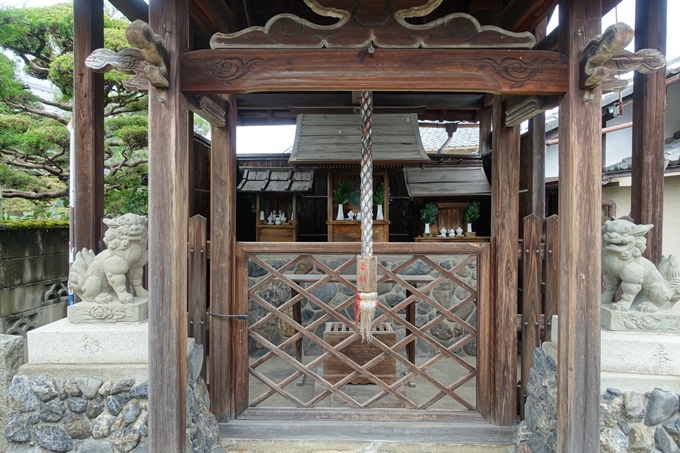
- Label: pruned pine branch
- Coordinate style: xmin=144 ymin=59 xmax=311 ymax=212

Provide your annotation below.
xmin=2 ymin=188 xmax=67 ymax=200
xmin=4 ymin=100 xmax=69 ymax=125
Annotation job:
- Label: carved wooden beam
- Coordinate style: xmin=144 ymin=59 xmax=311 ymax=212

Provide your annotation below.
xmin=504 ymin=95 xmax=557 ymax=127
xmin=580 ymin=22 xmax=666 ymax=93
xmin=181 ymin=48 xmax=567 ymax=95
xmin=85 ymin=20 xmax=169 ymax=91
xmin=210 ymin=2 xmax=536 ymax=49
xmin=187 ymin=94 xmax=227 ymax=127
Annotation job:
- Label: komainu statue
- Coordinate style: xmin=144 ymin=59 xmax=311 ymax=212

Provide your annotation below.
xmin=602 ymin=218 xmax=680 ymax=313
xmin=68 ymin=213 xmax=148 ymax=323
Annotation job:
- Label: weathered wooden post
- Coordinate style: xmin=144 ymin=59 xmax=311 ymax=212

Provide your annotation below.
xmin=147 ymin=0 xmax=190 ymax=451
xmin=631 ymin=0 xmax=667 ymax=265
xmin=557 ymin=0 xmax=602 ymax=450
xmin=491 ymin=95 xmax=520 ymax=426
xmin=73 ymin=0 xmax=105 ymax=254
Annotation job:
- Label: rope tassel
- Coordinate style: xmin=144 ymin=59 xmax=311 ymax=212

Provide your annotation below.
xmin=356 ymin=90 xmax=377 ymax=341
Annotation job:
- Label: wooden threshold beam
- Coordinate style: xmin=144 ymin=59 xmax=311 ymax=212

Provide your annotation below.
xmin=181 ymin=49 xmax=568 ymax=95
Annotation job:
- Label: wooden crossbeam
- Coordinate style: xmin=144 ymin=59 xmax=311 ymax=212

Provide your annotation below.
xmin=181 ymin=49 xmax=568 ymax=95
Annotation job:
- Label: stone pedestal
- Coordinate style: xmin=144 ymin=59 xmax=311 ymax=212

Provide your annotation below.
xmin=21 ymin=317 xmax=150 ymax=382
xmin=551 ymin=314 xmax=680 ymax=393
xmin=601 ymin=305 xmax=680 ymax=332
xmin=67 ymin=298 xmax=148 ymax=324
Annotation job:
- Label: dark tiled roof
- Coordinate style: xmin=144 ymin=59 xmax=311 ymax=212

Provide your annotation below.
xmin=237 ymin=167 xmax=314 ymax=192
xmin=603 ymin=138 xmax=680 ymax=174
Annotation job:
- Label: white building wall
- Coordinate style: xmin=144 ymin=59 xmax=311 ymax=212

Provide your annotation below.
xmin=602 ymin=173 xmax=680 ymax=259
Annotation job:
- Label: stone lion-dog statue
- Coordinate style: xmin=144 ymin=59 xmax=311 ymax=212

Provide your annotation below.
xmin=69 ymin=213 xmax=148 ymax=304
xmin=602 ymin=218 xmax=680 ymax=312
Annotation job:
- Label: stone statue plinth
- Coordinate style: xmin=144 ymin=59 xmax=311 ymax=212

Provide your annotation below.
xmin=67 ymin=297 xmax=148 ymax=324
xmin=602 ymin=304 xmax=680 ymax=332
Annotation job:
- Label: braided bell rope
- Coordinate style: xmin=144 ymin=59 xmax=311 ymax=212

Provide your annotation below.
xmin=360 ymin=90 xmax=374 ymax=258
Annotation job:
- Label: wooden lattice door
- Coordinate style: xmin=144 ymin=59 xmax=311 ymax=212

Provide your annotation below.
xmin=232 ymin=242 xmax=493 ymax=420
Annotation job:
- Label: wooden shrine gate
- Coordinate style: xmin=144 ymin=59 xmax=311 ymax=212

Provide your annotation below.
xmin=230 ymin=242 xmax=494 ymax=420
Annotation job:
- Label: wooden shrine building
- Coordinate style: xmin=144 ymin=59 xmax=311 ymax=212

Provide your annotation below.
xmin=72 ymin=0 xmax=668 ymax=451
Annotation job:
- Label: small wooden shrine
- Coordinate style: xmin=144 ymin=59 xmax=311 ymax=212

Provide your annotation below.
xmin=72 ymin=0 xmax=669 ymax=451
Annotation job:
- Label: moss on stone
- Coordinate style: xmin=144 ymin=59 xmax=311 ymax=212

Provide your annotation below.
xmin=0 ymin=220 xmax=69 ymax=230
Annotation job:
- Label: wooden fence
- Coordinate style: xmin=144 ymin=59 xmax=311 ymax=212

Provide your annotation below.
xmin=517 ymin=214 xmax=559 ymax=416
xmin=185 ymin=212 xmax=559 ymax=418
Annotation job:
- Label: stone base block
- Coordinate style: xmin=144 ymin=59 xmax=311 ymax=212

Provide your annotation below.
xmin=27 ymin=317 xmax=148 ymax=364
xmin=18 ymin=362 xmax=150 ymax=383
xmin=601 ymin=305 xmax=680 ymax=332
xmin=601 ymin=329 xmax=680 ymax=376
xmin=601 ymin=371 xmax=680 ymax=394
xmin=67 ymin=298 xmax=148 ymax=323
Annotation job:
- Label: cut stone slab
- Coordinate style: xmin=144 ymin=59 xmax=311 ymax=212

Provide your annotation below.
xmin=67 ymin=298 xmax=147 ymax=324
xmin=602 ymin=306 xmax=680 ymax=332
xmin=27 ymin=318 xmax=148 ymax=364
xmin=551 ymin=315 xmax=680 ymax=393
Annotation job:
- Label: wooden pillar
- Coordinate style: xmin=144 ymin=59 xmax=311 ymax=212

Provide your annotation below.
xmin=490 ymin=95 xmax=519 ymax=426
xmin=520 ymin=19 xmax=547 ymax=221
xmin=73 ymin=0 xmax=105 ymax=253
xmin=209 ymin=95 xmax=237 ymax=422
xmin=147 ymin=0 xmax=189 ymax=451
xmin=479 ymin=107 xmax=492 ymax=155
xmin=631 ymin=0 xmax=667 ymax=265
xmin=557 ymin=0 xmax=602 ymax=451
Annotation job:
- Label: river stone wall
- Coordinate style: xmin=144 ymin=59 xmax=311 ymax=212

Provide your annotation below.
xmin=4 ymin=344 xmax=224 ymax=453
xmin=247 ymin=255 xmax=478 ymax=358
xmin=518 ymin=344 xmax=680 ymax=453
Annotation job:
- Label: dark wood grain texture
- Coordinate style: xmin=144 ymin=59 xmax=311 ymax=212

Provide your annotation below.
xmin=631 ymin=0 xmax=667 ymax=266
xmin=476 ymin=239 xmax=494 ymax=422
xmin=543 ymin=215 xmax=559 ymax=342
xmin=74 ymin=0 xmax=105 ymax=254
xmin=147 ymin=1 xmax=189 ymax=451
xmin=187 ymin=215 xmax=207 ymax=379
xmin=210 ymin=94 xmax=237 ymax=422
xmin=556 ymin=0 xmax=602 ymax=450
xmin=520 ymin=214 xmax=542 ymax=416
xmin=490 ymin=95 xmax=520 ymax=426
xmin=181 ymin=49 xmax=567 ymax=95
xmin=233 ymin=243 xmax=250 ymax=417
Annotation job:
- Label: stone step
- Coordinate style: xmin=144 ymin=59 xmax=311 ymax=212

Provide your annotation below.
xmin=218 ymin=419 xmax=516 ymax=453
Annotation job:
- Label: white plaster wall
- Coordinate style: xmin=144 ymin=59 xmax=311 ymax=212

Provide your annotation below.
xmin=544 ymin=81 xmax=680 ymax=177
xmin=602 ymin=173 xmax=680 ymax=258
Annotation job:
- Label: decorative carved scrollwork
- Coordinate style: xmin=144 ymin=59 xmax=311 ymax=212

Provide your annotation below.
xmin=210 ymin=1 xmax=535 ymax=49
xmin=85 ymin=20 xmax=169 ymax=91
xmin=472 ymin=57 xmax=557 ymax=89
xmin=580 ymin=22 xmax=666 ymax=93
xmin=181 ymin=55 xmax=272 ymax=87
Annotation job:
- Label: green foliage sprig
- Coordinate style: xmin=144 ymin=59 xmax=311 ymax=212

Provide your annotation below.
xmin=373 ymin=182 xmax=385 ymax=205
xmin=464 ymin=201 xmax=481 ymax=224
xmin=332 ymin=180 xmax=352 ymax=205
xmin=420 ymin=202 xmax=439 ymax=225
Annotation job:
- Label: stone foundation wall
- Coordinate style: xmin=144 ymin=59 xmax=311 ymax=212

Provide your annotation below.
xmin=0 ymin=227 xmax=69 ymax=337
xmin=247 ymin=255 xmax=478 ymax=358
xmin=4 ymin=344 xmax=224 ymax=453
xmin=518 ymin=345 xmax=680 ymax=453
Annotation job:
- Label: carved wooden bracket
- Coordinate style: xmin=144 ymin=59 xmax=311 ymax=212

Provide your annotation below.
xmin=211 ymin=0 xmax=536 ymax=49
xmin=187 ymin=94 xmax=226 ymax=127
xmin=505 ymin=96 xmax=557 ymax=127
xmin=580 ymin=22 xmax=666 ymax=93
xmin=85 ymin=20 xmax=169 ymax=91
